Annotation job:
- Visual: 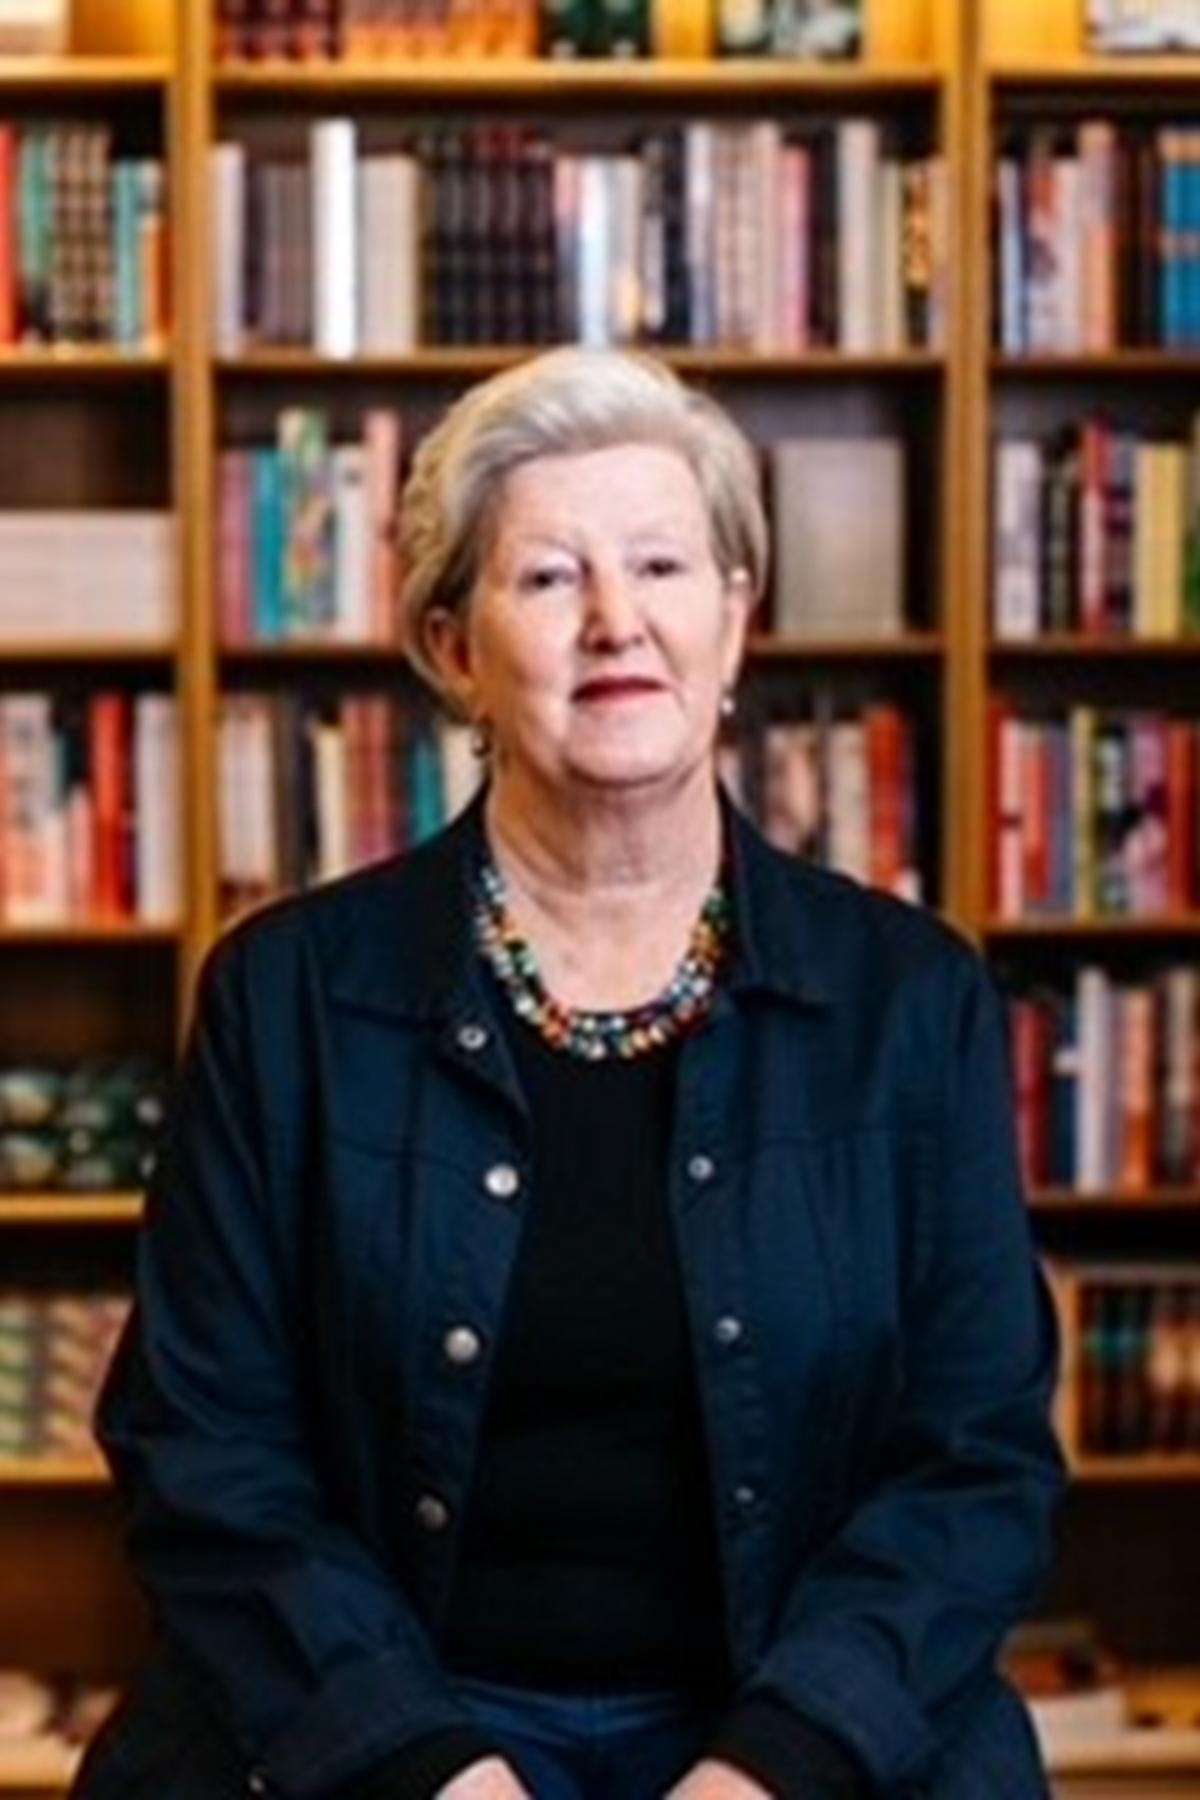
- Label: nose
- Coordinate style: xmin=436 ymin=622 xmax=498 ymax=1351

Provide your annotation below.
xmin=581 ymin=563 xmax=644 ymax=648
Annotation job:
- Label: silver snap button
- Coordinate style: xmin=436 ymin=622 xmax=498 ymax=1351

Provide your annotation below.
xmin=714 ymin=1315 xmax=743 ymax=1347
xmin=457 ymin=1022 xmax=489 ymax=1053
xmin=247 ymin=1775 xmax=269 ymax=1798
xmin=687 ymin=1153 xmax=716 ymax=1184
xmin=733 ymin=1483 xmax=758 ymax=1509
xmin=415 ymin=1493 xmax=450 ymax=1532
xmin=484 ymin=1162 xmax=521 ymax=1200
xmin=443 ymin=1326 xmax=482 ymax=1366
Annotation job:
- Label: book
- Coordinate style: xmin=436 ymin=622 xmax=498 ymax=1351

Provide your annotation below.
xmin=770 ymin=436 xmax=905 ymax=639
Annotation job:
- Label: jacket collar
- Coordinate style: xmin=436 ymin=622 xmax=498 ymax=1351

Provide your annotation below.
xmin=323 ymin=783 xmax=834 ymax=1022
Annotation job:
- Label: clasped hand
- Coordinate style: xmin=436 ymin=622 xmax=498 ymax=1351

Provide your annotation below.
xmin=436 ymin=1755 xmax=772 ymax=1797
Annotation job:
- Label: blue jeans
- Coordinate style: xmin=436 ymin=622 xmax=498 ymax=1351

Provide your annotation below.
xmin=456 ymin=1675 xmax=713 ymax=1800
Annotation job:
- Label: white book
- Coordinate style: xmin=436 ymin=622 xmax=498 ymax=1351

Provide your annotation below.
xmin=750 ymin=121 xmax=782 ymax=352
xmin=332 ymin=443 xmax=371 ymax=643
xmin=0 ymin=512 xmax=176 ymax=642
xmin=609 ymin=154 xmax=643 ymax=344
xmin=359 ymin=153 xmax=419 ymax=354
xmin=576 ymin=155 xmax=612 ymax=348
xmin=133 ymin=695 xmax=180 ymax=923
xmin=683 ymin=121 xmax=716 ymax=347
xmin=311 ymin=119 xmax=359 ymax=359
xmin=0 ymin=695 xmax=58 ymax=924
xmin=994 ymin=440 xmax=1044 ymax=640
xmin=837 ymin=119 xmax=880 ymax=353
xmin=771 ymin=437 xmax=905 ymax=638
xmin=926 ymin=154 xmax=950 ymax=349
xmin=827 ymin=719 xmax=870 ymax=885
xmin=1053 ymin=157 xmax=1083 ymax=353
xmin=1076 ymin=965 xmax=1115 ymax=1193
xmin=312 ymin=716 xmax=350 ymax=882
xmin=210 ymin=141 xmax=246 ymax=358
xmin=877 ymin=158 xmax=905 ymax=353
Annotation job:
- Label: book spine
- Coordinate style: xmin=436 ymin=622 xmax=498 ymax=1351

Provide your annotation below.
xmin=311 ymin=118 xmax=358 ymax=357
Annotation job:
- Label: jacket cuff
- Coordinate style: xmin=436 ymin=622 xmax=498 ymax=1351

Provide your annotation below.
xmin=708 ymin=1695 xmax=870 ymax=1799
xmin=332 ymin=1727 xmax=502 ymax=1800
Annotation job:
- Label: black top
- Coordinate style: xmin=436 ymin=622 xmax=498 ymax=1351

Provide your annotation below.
xmin=440 ymin=991 xmax=730 ymax=1693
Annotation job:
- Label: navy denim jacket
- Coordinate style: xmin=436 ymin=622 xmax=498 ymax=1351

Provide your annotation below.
xmin=92 ymin=791 xmax=1066 ymax=1798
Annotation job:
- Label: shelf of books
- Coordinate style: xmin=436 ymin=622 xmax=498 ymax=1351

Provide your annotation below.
xmin=978 ymin=1 xmax=1200 ymax=1785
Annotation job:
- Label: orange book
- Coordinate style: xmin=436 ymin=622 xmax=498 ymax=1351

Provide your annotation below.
xmin=1117 ymin=986 xmax=1155 ymax=1192
xmin=865 ymin=703 xmax=904 ymax=898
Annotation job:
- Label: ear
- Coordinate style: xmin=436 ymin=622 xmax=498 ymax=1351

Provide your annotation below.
xmin=423 ymin=606 xmax=480 ymax=720
xmin=720 ymin=566 xmax=756 ymax=687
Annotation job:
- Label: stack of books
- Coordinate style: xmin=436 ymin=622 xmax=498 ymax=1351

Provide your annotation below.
xmin=0 ymin=1291 xmax=128 ymax=1462
xmin=0 ymin=1060 xmax=167 ymax=1195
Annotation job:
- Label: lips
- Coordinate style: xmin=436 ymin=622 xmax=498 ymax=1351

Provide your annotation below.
xmin=573 ymin=676 xmax=665 ymax=701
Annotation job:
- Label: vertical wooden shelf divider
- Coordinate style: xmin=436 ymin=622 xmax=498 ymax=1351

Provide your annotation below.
xmin=173 ymin=0 xmax=218 ymax=1016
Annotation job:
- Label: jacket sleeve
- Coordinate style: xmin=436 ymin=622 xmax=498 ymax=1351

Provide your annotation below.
xmin=96 ymin=931 xmax=494 ymax=1800
xmin=742 ymin=947 xmax=1067 ymax=1792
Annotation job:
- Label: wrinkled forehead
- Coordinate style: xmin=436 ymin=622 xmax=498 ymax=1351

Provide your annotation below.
xmin=486 ymin=442 xmax=711 ymax=548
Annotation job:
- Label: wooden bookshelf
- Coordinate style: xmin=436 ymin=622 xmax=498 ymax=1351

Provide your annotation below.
xmin=213 ymin=57 xmax=945 ymax=97
xmin=0 ymin=1195 xmax=142 ymax=1226
xmin=0 ymin=1458 xmax=108 ymax=1488
xmin=217 ymin=347 xmax=947 ymax=380
xmin=1029 ymin=1188 xmax=1200 ymax=1213
xmin=0 ymin=0 xmax=1198 ymax=1785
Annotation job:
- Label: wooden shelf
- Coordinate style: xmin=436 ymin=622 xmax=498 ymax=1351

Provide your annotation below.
xmin=0 ymin=347 xmax=169 ymax=379
xmin=0 ymin=920 xmax=180 ymax=944
xmin=217 ymin=347 xmax=945 ymax=379
xmin=990 ymin=636 xmax=1200 ymax=658
xmin=0 ymin=1457 xmax=107 ymax=1488
xmin=214 ymin=56 xmax=944 ymax=99
xmin=1071 ymin=1457 xmax=1200 ymax=1484
xmin=985 ymin=916 xmax=1200 ymax=939
xmin=748 ymin=630 xmax=945 ymax=659
xmin=0 ymin=640 xmax=177 ymax=662
xmin=0 ymin=1195 xmax=142 ymax=1226
xmin=1030 ymin=1189 xmax=1200 ymax=1213
xmin=990 ymin=56 xmax=1200 ymax=88
xmin=992 ymin=351 xmax=1200 ymax=377
xmin=0 ymin=56 xmax=170 ymax=91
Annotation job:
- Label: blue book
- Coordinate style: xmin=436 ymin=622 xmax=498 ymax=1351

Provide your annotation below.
xmin=252 ymin=449 xmax=284 ymax=640
xmin=112 ymin=161 xmax=139 ymax=348
xmin=1160 ymin=129 xmax=1186 ymax=349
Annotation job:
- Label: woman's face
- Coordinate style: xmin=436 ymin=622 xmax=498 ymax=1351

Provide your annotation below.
xmin=426 ymin=441 xmax=753 ymax=799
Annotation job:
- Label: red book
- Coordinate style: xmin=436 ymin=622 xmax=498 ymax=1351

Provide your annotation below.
xmin=217 ymin=449 xmax=253 ymax=645
xmin=1022 ymin=721 xmax=1052 ymax=912
xmin=88 ymin=694 xmax=131 ymax=919
xmin=1079 ymin=419 xmax=1109 ymax=636
xmin=1166 ymin=720 xmax=1195 ymax=910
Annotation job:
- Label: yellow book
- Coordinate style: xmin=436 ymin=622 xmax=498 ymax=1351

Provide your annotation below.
xmin=1158 ymin=441 xmax=1187 ymax=640
xmin=651 ymin=0 xmax=714 ymax=58
xmin=866 ymin=0 xmax=930 ymax=63
xmin=982 ymin=0 xmax=1081 ymax=64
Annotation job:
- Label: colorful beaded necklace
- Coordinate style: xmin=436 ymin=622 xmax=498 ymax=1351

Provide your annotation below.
xmin=473 ymin=850 xmax=731 ymax=1061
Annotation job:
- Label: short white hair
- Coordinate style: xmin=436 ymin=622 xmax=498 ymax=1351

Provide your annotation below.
xmin=396 ymin=347 xmax=768 ymax=703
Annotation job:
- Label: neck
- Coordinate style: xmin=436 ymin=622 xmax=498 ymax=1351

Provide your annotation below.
xmin=484 ymin=760 xmax=723 ymax=903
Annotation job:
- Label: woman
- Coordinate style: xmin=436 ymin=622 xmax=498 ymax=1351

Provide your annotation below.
xmin=73 ymin=348 xmax=1065 ymax=1800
